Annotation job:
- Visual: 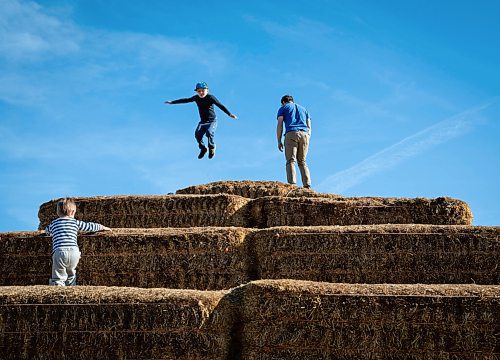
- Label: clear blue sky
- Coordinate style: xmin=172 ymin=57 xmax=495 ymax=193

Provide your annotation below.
xmin=1 ymin=0 xmax=499 ymax=231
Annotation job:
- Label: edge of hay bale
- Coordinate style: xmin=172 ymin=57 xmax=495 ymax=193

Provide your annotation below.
xmin=176 ymin=180 xmax=339 ymax=199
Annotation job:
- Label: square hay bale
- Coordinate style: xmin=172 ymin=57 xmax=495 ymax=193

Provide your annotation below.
xmin=38 ymin=194 xmax=251 ymax=230
xmin=0 ymin=231 xmax=51 ymax=285
xmin=249 ymin=225 xmax=500 ymax=285
xmin=0 ymin=286 xmax=236 ymax=360
xmin=176 ymin=180 xmax=337 ymax=199
xmin=249 ymin=196 xmax=473 ymax=227
xmin=0 ymin=228 xmax=252 ymax=290
xmin=239 ymin=280 xmax=500 ymax=359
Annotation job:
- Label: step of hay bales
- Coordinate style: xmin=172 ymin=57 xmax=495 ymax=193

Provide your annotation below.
xmin=239 ymin=280 xmax=500 ymax=359
xmin=250 ymin=225 xmax=500 ymax=285
xmin=0 ymin=228 xmax=251 ymax=290
xmin=0 ymin=286 xmax=235 ymax=360
xmin=176 ymin=180 xmax=327 ymax=198
xmin=249 ymin=196 xmax=472 ymax=227
xmin=38 ymin=194 xmax=250 ymax=230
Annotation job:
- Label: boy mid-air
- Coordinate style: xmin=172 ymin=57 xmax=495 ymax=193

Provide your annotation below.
xmin=165 ymin=82 xmax=237 ymax=159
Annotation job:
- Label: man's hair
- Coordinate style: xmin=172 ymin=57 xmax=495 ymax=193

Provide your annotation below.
xmin=281 ymin=95 xmax=294 ymax=104
xmin=57 ymin=198 xmax=77 ymax=217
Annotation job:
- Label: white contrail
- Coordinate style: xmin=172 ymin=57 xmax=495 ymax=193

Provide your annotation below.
xmin=317 ymin=100 xmax=496 ymax=193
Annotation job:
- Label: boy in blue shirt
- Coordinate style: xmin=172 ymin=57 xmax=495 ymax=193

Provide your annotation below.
xmin=276 ymin=95 xmax=312 ymax=188
xmin=165 ymin=82 xmax=237 ymax=159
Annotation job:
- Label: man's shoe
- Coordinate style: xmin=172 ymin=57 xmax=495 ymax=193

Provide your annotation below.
xmin=198 ymin=148 xmax=208 ymax=159
xmin=208 ymin=147 xmax=215 ymax=159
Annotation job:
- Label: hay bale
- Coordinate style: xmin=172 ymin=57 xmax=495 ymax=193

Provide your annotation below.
xmin=176 ymin=180 xmax=338 ymax=199
xmin=0 ymin=228 xmax=251 ymax=290
xmin=0 ymin=286 xmax=235 ymax=360
xmin=250 ymin=225 xmax=500 ymax=284
xmin=38 ymin=194 xmax=251 ymax=230
xmin=239 ymin=280 xmax=500 ymax=359
xmin=249 ymin=196 xmax=473 ymax=227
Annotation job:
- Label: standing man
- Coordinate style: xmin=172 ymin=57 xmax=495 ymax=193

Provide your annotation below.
xmin=276 ymin=95 xmax=312 ymax=188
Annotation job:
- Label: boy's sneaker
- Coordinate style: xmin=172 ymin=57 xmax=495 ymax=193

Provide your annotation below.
xmin=208 ymin=147 xmax=216 ymax=159
xmin=198 ymin=147 xmax=208 ymax=159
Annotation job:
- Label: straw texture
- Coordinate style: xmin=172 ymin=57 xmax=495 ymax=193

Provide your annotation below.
xmin=239 ymin=280 xmax=500 ymax=359
xmin=0 ymin=228 xmax=251 ymax=290
xmin=249 ymin=196 xmax=473 ymax=227
xmin=176 ymin=180 xmax=334 ymax=199
xmin=0 ymin=285 xmax=234 ymax=360
xmin=38 ymin=194 xmax=251 ymax=230
xmin=250 ymin=224 xmax=500 ymax=284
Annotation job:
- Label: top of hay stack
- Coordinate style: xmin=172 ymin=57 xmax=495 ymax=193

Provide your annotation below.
xmin=244 ymin=279 xmax=500 ymax=297
xmin=176 ymin=180 xmax=339 ymax=199
xmin=0 ymin=285 xmax=227 ymax=304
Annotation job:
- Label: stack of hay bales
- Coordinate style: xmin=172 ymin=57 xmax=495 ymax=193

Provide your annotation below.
xmin=0 ymin=286 xmax=234 ymax=360
xmin=238 ymin=280 xmax=500 ymax=359
xmin=1 ymin=180 xmax=499 ymax=359
xmin=37 ymin=190 xmax=472 ymax=229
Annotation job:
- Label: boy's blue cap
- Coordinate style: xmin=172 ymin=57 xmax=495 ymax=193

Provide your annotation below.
xmin=194 ymin=82 xmax=209 ymax=90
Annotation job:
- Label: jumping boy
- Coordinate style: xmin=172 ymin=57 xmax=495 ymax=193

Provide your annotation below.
xmin=165 ymin=82 xmax=237 ymax=159
xmin=44 ymin=198 xmax=111 ymax=286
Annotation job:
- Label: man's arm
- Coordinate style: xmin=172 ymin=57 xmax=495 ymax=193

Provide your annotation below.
xmin=307 ymin=118 xmax=312 ymax=136
xmin=277 ymin=116 xmax=284 ymax=152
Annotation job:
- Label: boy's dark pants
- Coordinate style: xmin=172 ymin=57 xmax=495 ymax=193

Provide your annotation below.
xmin=195 ymin=121 xmax=217 ymax=150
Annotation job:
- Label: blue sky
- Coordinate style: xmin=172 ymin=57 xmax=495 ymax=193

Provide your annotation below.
xmin=1 ymin=0 xmax=499 ymax=231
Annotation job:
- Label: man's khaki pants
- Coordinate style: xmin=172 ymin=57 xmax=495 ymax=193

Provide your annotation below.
xmin=284 ymin=130 xmax=311 ymax=187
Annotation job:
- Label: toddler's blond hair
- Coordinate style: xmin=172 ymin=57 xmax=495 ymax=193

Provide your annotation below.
xmin=56 ymin=198 xmax=77 ymax=217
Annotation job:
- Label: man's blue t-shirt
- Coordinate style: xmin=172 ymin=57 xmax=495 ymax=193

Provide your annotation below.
xmin=277 ymin=103 xmax=310 ymax=133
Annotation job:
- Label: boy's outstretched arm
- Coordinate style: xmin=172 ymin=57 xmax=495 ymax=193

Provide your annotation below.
xmin=164 ymin=96 xmax=196 ymax=105
xmin=212 ymin=96 xmax=237 ymax=119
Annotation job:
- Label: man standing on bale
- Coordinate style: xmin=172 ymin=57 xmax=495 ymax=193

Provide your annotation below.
xmin=276 ymin=95 xmax=312 ymax=188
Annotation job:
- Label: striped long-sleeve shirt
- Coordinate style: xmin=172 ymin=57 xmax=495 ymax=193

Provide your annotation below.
xmin=45 ymin=217 xmax=103 ymax=253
